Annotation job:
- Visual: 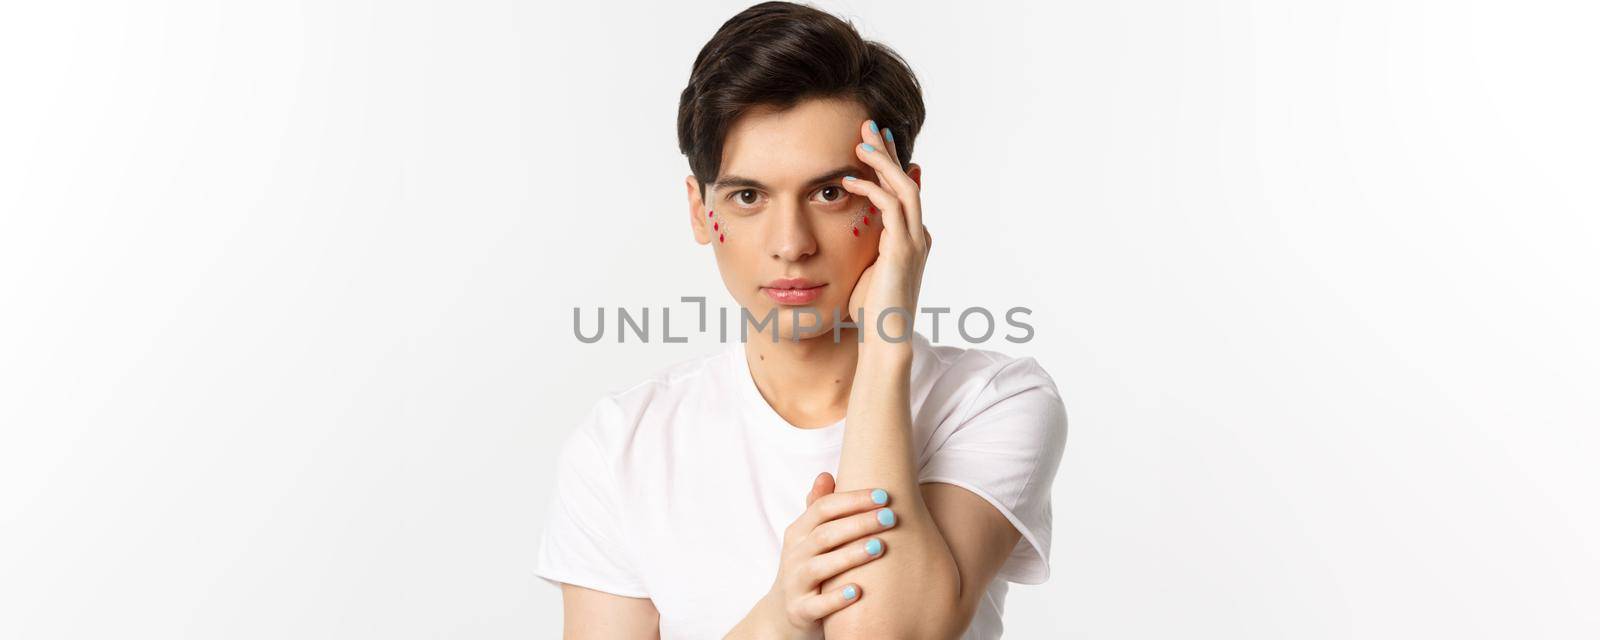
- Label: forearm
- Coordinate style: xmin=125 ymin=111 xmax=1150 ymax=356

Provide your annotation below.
xmin=821 ymin=342 xmax=965 ymax=638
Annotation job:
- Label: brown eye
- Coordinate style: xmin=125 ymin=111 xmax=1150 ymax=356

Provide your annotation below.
xmin=737 ymin=190 xmax=759 ymax=205
xmin=819 ymin=186 xmax=845 ymax=202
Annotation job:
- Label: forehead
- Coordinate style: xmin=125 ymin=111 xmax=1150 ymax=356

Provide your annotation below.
xmin=719 ymin=97 xmax=867 ymax=185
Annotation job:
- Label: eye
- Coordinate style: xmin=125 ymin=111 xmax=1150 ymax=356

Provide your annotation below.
xmin=730 ymin=189 xmax=762 ymax=207
xmin=817 ymin=185 xmax=847 ymax=203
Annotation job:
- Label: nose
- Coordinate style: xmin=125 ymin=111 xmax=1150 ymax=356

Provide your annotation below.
xmin=767 ymin=199 xmax=818 ymax=263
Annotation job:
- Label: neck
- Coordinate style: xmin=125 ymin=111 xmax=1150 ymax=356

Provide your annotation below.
xmin=743 ymin=328 xmax=863 ymax=429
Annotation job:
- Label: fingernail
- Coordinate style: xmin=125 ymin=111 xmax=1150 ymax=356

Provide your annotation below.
xmin=843 ymin=175 xmax=857 ymax=181
xmin=861 ymin=143 xmax=875 ymax=153
xmin=865 ymin=538 xmax=884 ymax=557
xmin=884 ymin=128 xmax=894 ymax=143
xmin=871 ymin=488 xmax=889 ymax=505
xmin=877 ymin=508 xmax=896 ymax=527
xmin=842 ymin=585 xmax=859 ymax=600
xmin=868 ymin=120 xmax=879 ymax=134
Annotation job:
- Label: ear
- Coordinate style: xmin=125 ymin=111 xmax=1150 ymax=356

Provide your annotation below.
xmin=907 ymin=163 xmax=922 ymax=188
xmin=686 ymin=175 xmax=711 ymax=245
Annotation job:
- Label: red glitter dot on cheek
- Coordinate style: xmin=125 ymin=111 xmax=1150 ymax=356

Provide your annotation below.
xmin=713 ymin=221 xmax=719 ymax=231
xmin=719 ymin=233 xmax=725 ymax=243
xmin=852 ymin=226 xmax=859 ymax=237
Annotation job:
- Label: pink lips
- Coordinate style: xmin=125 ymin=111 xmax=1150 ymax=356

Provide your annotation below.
xmin=762 ymin=278 xmax=826 ymax=305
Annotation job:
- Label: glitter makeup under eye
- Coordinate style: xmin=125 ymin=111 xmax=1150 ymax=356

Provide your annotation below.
xmin=708 ymin=208 xmax=727 ymax=244
xmin=718 ymin=214 xmax=729 ymax=243
xmin=848 ymin=198 xmax=873 ymax=238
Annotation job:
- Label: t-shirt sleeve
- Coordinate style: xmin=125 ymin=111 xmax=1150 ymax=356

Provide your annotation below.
xmin=918 ymin=356 xmax=1069 ymax=585
xmin=534 ymin=398 xmax=650 ymax=598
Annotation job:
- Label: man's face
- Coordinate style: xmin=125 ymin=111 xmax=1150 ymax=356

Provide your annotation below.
xmin=686 ymin=97 xmax=907 ymax=341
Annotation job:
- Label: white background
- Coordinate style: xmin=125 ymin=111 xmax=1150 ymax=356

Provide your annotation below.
xmin=2 ymin=1 xmax=1597 ymax=637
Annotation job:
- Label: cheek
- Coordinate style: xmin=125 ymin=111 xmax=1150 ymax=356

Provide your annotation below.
xmin=846 ymin=199 xmax=879 ymax=239
xmin=709 ymin=208 xmax=727 ymax=243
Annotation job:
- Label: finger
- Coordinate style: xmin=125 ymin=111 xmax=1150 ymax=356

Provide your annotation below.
xmin=802 ymin=537 xmax=886 ymax=587
xmin=805 ymin=472 xmax=834 ymax=507
xmin=859 ymin=120 xmax=898 ymax=198
xmin=854 ymin=136 xmax=919 ymax=209
xmin=882 ymin=133 xmax=924 ymax=243
xmin=795 ymin=584 xmax=863 ymax=623
xmin=854 ymin=140 xmax=924 ymax=246
xmin=805 ymin=507 xmax=898 ymax=555
xmin=840 ymin=174 xmax=906 ymax=240
xmin=795 ymin=487 xmax=890 ymax=533
xmin=882 ymin=126 xmax=902 ymax=172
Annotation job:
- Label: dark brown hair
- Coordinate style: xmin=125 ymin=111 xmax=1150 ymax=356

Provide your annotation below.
xmin=677 ymin=1 xmax=926 ymax=200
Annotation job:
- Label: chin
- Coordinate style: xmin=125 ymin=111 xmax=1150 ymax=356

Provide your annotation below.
xmin=740 ymin=301 xmax=849 ymax=342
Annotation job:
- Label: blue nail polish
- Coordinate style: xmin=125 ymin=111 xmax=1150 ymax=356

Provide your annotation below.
xmin=877 ymin=508 xmax=896 ymax=527
xmin=861 ymin=143 xmax=875 ymax=153
xmin=871 ymin=488 xmax=888 ymax=505
xmin=884 ymin=129 xmax=894 ymax=143
xmin=843 ymin=585 xmax=859 ymax=600
xmin=865 ymin=538 xmax=884 ymax=556
xmin=843 ymin=175 xmax=857 ymax=181
xmin=868 ymin=120 xmax=879 ymax=134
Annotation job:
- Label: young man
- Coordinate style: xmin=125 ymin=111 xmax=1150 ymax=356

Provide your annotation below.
xmin=535 ymin=2 xmax=1068 ymax=638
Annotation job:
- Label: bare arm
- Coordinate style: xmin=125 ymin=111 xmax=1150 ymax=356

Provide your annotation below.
xmin=559 ymin=584 xmax=660 ymax=640
xmin=820 ymin=120 xmax=1027 ymax=638
xmin=821 ymin=348 xmax=960 ymax=637
xmin=818 ymin=350 xmax=1023 ymax=639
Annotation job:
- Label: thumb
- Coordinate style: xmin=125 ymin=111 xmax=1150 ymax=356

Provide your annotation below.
xmin=805 ymin=472 xmax=835 ymax=506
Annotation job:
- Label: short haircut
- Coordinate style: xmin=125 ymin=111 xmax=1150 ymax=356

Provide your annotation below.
xmin=677 ymin=1 xmax=927 ymax=199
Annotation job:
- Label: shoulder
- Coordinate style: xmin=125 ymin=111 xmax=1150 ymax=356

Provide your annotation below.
xmin=912 ymin=332 xmax=1068 ymax=431
xmin=911 ymin=335 xmax=1069 ymax=584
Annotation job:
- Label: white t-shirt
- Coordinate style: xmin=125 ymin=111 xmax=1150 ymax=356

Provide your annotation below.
xmin=535 ymin=331 xmax=1068 ymax=639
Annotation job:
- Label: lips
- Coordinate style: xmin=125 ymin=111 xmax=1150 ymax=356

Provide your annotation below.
xmin=761 ymin=278 xmax=826 ymax=305
xmin=765 ymin=277 xmax=822 ymax=290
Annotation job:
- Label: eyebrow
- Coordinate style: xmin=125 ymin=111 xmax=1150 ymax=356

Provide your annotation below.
xmin=711 ymin=165 xmax=862 ymax=193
